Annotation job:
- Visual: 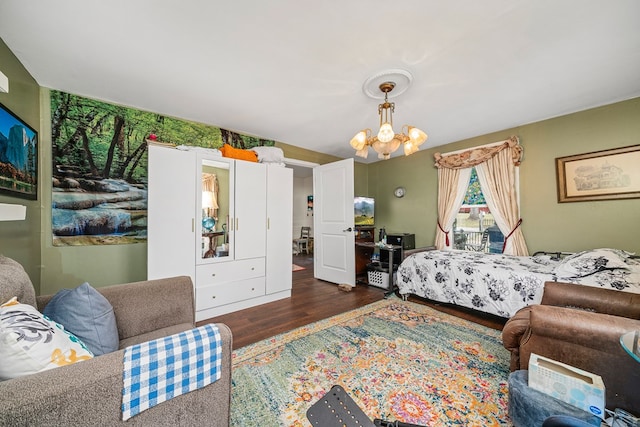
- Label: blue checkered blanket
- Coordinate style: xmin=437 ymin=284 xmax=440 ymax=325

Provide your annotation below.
xmin=121 ymin=324 xmax=223 ymax=420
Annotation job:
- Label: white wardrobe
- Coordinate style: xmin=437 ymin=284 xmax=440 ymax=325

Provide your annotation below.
xmin=147 ymin=143 xmax=293 ymax=321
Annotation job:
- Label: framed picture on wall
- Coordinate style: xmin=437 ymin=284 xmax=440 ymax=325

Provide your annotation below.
xmin=0 ymin=103 xmax=38 ymax=200
xmin=556 ymin=144 xmax=640 ymax=203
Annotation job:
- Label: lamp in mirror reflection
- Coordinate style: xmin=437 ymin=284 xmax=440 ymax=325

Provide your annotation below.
xmin=350 ymin=81 xmax=427 ymax=160
xmin=201 ymin=191 xmax=216 ymax=231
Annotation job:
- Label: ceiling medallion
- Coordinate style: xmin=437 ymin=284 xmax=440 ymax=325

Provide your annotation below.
xmin=362 ymin=69 xmax=414 ymax=99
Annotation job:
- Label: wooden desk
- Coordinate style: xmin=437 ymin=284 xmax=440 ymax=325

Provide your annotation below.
xmin=202 ymin=231 xmax=225 ymax=258
xmin=354 ymin=226 xmax=375 ymax=275
xmin=355 ymin=242 xmax=374 ymax=276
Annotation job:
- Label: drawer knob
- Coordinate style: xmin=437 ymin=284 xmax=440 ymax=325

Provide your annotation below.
xmin=212 ymin=295 xmax=216 ymax=299
xmin=251 ymin=267 xmax=255 ymax=270
xmin=251 ymin=287 xmax=255 ymax=291
xmin=211 ymin=273 xmax=216 ymax=277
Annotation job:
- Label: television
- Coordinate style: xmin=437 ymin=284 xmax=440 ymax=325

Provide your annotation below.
xmin=354 ymin=196 xmax=375 ymax=226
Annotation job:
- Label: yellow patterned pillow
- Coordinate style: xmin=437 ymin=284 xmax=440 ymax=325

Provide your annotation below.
xmin=0 ymin=297 xmax=94 ymax=380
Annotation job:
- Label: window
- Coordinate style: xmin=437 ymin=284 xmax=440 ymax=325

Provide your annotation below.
xmin=434 ymin=136 xmax=525 ymax=255
xmin=453 ymin=168 xmax=504 ymax=253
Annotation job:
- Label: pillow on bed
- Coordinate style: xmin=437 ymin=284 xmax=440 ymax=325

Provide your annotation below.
xmin=532 ymin=254 xmax=553 ymax=265
xmin=555 ymin=248 xmax=630 ymax=278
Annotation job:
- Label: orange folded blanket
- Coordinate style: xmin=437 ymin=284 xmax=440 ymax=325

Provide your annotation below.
xmin=220 ymin=143 xmax=258 ymax=162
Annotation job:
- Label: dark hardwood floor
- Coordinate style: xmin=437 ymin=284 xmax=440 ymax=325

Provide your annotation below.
xmin=198 ymin=254 xmax=506 ymax=350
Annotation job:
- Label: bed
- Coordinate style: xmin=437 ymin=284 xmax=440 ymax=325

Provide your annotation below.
xmin=396 ymin=248 xmax=640 ymax=318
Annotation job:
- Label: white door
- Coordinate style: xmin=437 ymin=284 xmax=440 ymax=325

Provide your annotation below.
xmin=147 ymin=145 xmax=196 ymax=281
xmin=313 ymin=158 xmax=355 ymax=286
xmin=234 ymin=161 xmax=267 ymax=260
xmin=266 ymin=165 xmax=293 ymax=294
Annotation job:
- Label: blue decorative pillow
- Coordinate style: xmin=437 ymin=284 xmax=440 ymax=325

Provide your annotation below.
xmin=43 ymin=282 xmax=119 ymax=356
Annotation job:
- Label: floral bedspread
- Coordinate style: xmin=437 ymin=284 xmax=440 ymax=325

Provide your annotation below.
xmin=396 ymin=249 xmax=640 ymax=318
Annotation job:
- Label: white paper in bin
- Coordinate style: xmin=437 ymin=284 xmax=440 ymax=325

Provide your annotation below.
xmin=528 ymin=353 xmax=606 ymax=419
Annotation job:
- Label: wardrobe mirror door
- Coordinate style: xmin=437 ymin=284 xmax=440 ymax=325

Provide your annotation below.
xmin=200 ymin=159 xmax=231 ymax=261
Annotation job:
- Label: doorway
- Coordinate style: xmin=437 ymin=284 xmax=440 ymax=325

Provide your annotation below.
xmin=285 ymin=159 xmax=318 ymax=273
xmin=285 ymin=157 xmax=356 ymax=285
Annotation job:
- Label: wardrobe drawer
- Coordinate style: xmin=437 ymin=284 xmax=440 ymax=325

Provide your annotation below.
xmin=196 ymin=258 xmax=265 ymax=286
xmin=195 ymin=277 xmax=266 ymax=310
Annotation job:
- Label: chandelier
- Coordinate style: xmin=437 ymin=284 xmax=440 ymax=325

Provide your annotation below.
xmin=350 ymin=81 xmax=427 ymax=160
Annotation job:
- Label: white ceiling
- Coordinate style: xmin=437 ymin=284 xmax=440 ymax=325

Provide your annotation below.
xmin=1 ymin=1 xmax=639 ymax=163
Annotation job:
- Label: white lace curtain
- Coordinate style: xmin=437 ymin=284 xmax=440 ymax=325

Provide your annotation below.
xmin=433 ymin=136 xmax=529 ymax=256
xmin=434 ymin=167 xmax=471 ymax=250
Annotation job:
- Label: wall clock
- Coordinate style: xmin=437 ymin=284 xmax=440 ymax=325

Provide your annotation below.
xmin=394 ymin=187 xmax=406 ymax=198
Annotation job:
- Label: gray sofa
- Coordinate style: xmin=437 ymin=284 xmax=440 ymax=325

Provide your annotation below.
xmin=0 ymin=255 xmax=232 ymax=426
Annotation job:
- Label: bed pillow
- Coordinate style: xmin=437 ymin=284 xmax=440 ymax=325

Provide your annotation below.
xmin=532 ymin=254 xmax=553 ymax=265
xmin=555 ymin=248 xmax=630 ymax=278
xmin=0 ymin=297 xmax=93 ymax=380
xmin=43 ymin=282 xmax=119 ymax=356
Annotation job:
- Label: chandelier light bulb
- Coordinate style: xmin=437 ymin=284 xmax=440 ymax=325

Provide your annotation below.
xmin=404 ymin=141 xmax=418 ymax=156
xmin=350 ymin=130 xmax=368 ymax=150
xmin=355 ymin=147 xmax=369 ymax=159
xmin=408 ymin=126 xmax=428 ymax=146
xmin=377 ymin=122 xmax=394 ymax=143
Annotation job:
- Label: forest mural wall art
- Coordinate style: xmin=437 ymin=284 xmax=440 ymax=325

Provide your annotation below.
xmin=51 ymin=91 xmax=275 ymax=246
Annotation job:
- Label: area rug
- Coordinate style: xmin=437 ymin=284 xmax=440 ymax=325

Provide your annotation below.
xmin=292 ymin=264 xmax=305 ymax=272
xmin=231 ymin=296 xmax=511 ymax=426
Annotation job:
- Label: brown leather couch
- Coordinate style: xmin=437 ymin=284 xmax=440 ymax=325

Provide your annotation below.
xmin=502 ymin=281 xmax=640 ymax=414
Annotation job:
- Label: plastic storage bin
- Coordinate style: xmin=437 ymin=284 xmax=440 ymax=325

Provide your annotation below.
xmin=367 ymin=262 xmax=391 ymax=290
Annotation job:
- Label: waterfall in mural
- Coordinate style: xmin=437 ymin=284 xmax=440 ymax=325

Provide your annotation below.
xmin=50 ymin=91 xmax=275 ymax=246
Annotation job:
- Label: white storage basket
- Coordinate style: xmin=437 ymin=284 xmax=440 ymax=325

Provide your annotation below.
xmin=367 ymin=269 xmax=390 ymax=289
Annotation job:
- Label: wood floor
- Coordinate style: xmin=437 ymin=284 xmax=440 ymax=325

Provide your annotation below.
xmin=197 ymin=254 xmax=506 ymax=350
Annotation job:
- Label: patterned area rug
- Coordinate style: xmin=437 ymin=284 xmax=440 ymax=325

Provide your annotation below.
xmin=292 ymin=264 xmax=306 ymax=272
xmin=231 ymin=297 xmax=511 ymax=426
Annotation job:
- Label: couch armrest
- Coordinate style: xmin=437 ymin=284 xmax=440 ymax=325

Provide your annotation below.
xmin=39 ymin=276 xmax=196 ymax=342
xmin=100 ymin=276 xmax=195 ymax=341
xmin=540 ymin=281 xmax=640 ymax=319
xmin=501 ymin=306 xmax=533 ymax=371
xmin=0 ymin=323 xmax=232 ymax=426
xmin=519 ymin=305 xmax=640 ymax=413
xmin=525 ymin=305 xmax=640 ymax=356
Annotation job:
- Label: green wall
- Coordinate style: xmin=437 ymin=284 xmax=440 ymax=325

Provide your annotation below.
xmin=368 ymin=98 xmax=640 ymax=254
xmin=0 ymin=38 xmax=42 ymax=292
xmin=3 ymin=36 xmax=639 ymax=295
